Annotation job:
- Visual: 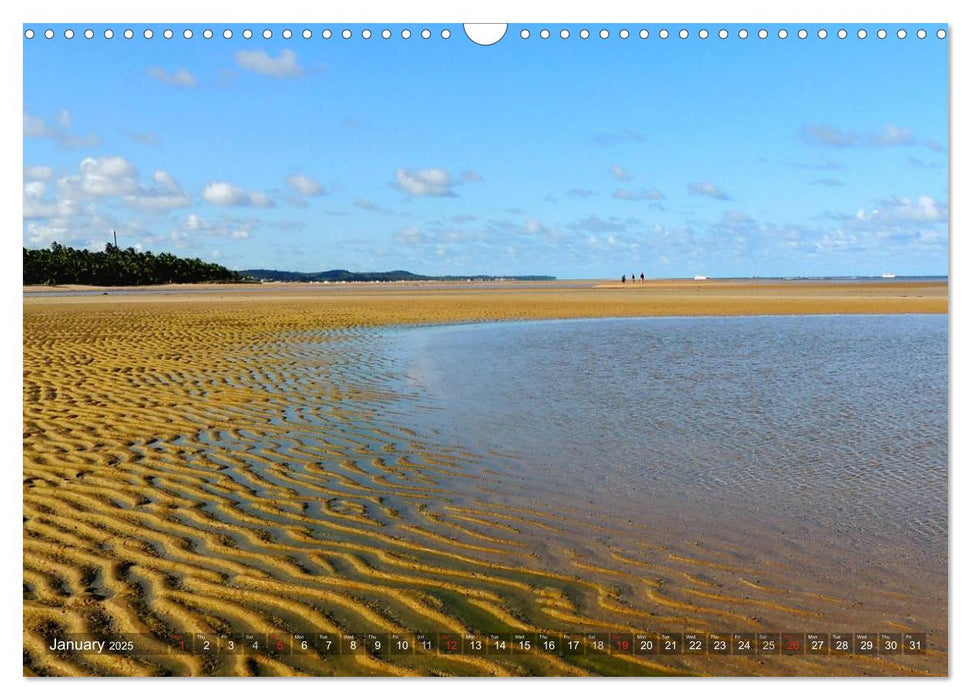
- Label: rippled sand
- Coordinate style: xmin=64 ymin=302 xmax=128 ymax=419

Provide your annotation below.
xmin=22 ymin=281 xmax=947 ymax=676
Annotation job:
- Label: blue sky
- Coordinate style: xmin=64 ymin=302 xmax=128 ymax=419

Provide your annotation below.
xmin=23 ymin=24 xmax=948 ymax=278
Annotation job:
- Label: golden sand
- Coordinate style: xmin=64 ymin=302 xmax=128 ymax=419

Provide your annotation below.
xmin=23 ymin=281 xmax=947 ymax=676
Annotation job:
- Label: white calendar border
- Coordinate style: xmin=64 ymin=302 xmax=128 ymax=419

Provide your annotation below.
xmin=3 ymin=0 xmax=964 ymax=699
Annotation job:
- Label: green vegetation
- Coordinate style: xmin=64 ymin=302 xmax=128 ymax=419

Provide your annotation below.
xmin=23 ymin=242 xmax=243 ymax=286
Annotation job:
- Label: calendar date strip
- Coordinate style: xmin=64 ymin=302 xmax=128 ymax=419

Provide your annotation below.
xmin=47 ymin=631 xmax=927 ymax=657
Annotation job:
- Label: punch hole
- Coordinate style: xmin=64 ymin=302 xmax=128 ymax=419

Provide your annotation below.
xmin=104 ymin=28 xmax=113 ymax=39
xmin=421 ymin=28 xmax=431 ymax=39
xmin=85 ymin=29 xmax=94 ymax=39
xmin=540 ymin=29 xmax=550 ymax=39
xmin=282 ymin=29 xmax=292 ymax=39
xmin=441 ymin=29 xmax=451 ymax=39
xmin=520 ymin=29 xmax=530 ymax=39
xmin=464 ymin=24 xmax=506 ymax=46
xmin=303 ymin=29 xmax=312 ymax=39
xmin=937 ymin=29 xmax=946 ymax=39
xmin=263 ymin=29 xmax=273 ymax=39
xmin=124 ymin=29 xmax=134 ymax=40
xmin=401 ymin=29 xmax=412 ymax=39
xmin=24 ymin=28 xmax=34 ymax=39
xmin=897 ymin=29 xmax=907 ymax=39
xmin=242 ymin=29 xmax=253 ymax=39
xmin=679 ymin=29 xmax=688 ymax=39
xmin=599 ymin=29 xmax=609 ymax=39
xmin=917 ymin=29 xmax=927 ymax=39
xmin=798 ymin=29 xmax=808 ymax=39
xmin=579 ymin=29 xmax=589 ymax=40
xmin=223 ymin=29 xmax=232 ymax=39
xmin=322 ymin=29 xmax=332 ymax=39
xmin=143 ymin=29 xmax=153 ymax=39
xmin=817 ymin=29 xmax=827 ymax=39
xmin=699 ymin=29 xmax=709 ymax=39
xmin=877 ymin=29 xmax=887 ymax=39
xmin=858 ymin=29 xmax=867 ymax=39
xmin=203 ymin=29 xmax=213 ymax=39
xmin=619 ymin=29 xmax=630 ymax=39
xmin=639 ymin=29 xmax=649 ymax=39
xmin=64 ymin=28 xmax=74 ymax=39
xmin=718 ymin=29 xmax=728 ymax=39
xmin=837 ymin=29 xmax=847 ymax=39
xmin=44 ymin=28 xmax=53 ymax=39
xmin=560 ymin=29 xmax=569 ymax=39
xmin=778 ymin=28 xmax=788 ymax=39
xmin=738 ymin=28 xmax=748 ymax=39
xmin=342 ymin=29 xmax=352 ymax=39
xmin=362 ymin=29 xmax=372 ymax=40
xmin=183 ymin=29 xmax=193 ymax=39
xmin=758 ymin=28 xmax=768 ymax=39
xmin=163 ymin=29 xmax=173 ymax=39
xmin=659 ymin=29 xmax=669 ymax=39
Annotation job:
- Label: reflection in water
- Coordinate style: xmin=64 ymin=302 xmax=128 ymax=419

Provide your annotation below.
xmin=390 ymin=315 xmax=947 ymax=562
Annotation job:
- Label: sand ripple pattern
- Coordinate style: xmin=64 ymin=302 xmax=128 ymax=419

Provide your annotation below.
xmin=23 ymin=296 xmax=945 ymax=676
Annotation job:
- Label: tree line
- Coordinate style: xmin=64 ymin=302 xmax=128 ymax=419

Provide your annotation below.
xmin=23 ymin=242 xmax=243 ymax=286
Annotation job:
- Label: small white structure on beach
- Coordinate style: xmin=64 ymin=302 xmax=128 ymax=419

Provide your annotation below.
xmin=693 ymin=275 xmax=708 ymax=281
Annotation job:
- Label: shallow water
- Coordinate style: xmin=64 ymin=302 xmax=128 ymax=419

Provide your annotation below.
xmin=389 ymin=315 xmax=948 ymax=566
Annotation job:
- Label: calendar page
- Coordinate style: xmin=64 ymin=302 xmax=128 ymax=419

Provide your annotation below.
xmin=22 ymin=15 xmax=949 ymax=681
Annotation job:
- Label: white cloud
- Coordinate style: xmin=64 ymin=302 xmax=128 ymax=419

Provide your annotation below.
xmin=523 ymin=218 xmax=542 ymax=235
xmin=799 ymin=123 xmax=925 ymax=149
xmin=147 ymin=67 xmax=197 ymax=87
xmin=46 ymin=157 xmax=190 ymax=212
xmin=23 ymin=184 xmax=78 ymax=220
xmin=248 ymin=191 xmax=273 ymax=207
xmin=23 ymin=110 xmax=64 ymax=138
xmin=856 ymin=195 xmax=947 ymax=225
xmin=24 ymin=165 xmax=53 ymax=181
xmin=202 ymin=181 xmax=274 ymax=207
xmin=184 ymin=214 xmax=209 ymax=231
xmin=129 ymin=131 xmax=160 ymax=145
xmin=177 ymin=214 xmax=254 ymax=241
xmin=515 ymin=218 xmax=563 ymax=241
xmin=613 ymin=187 xmax=664 ymax=201
xmin=59 ymin=156 xmax=139 ymax=198
xmin=123 ymin=170 xmax=191 ymax=211
xmin=24 ymin=109 xmax=100 ymax=148
xmin=393 ymin=227 xmax=423 ymax=245
xmin=24 ymin=181 xmax=46 ymax=199
xmin=22 ymin=204 xmax=117 ymax=250
xmin=565 ymin=188 xmax=598 ymax=199
xmin=609 ymin=164 xmax=630 ymax=180
xmin=24 ymin=157 xmax=195 ymax=251
xmin=394 ymin=168 xmax=457 ymax=197
xmin=285 ymin=173 xmax=325 ymax=196
xmin=235 ymin=49 xmax=302 ymax=78
xmin=687 ymin=181 xmax=731 ymax=200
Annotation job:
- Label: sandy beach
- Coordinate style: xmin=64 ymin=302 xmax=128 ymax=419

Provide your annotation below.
xmin=22 ymin=280 xmax=948 ymax=676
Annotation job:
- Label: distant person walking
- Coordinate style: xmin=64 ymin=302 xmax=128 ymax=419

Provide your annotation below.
xmin=621 ymin=274 xmax=626 ymax=284
xmin=640 ymin=272 xmax=645 ymax=283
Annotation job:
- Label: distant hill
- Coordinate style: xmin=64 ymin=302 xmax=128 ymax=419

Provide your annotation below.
xmin=240 ymin=269 xmax=556 ymax=283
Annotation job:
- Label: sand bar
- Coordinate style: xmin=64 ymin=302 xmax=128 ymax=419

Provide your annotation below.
xmin=23 ymin=280 xmax=947 ymax=676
